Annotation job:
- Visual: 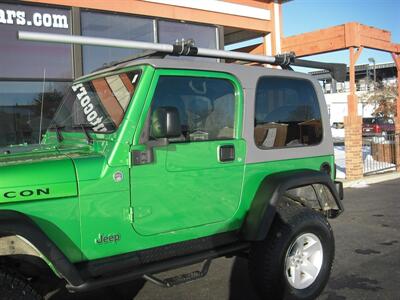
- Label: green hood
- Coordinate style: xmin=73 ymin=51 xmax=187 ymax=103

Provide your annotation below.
xmin=0 ymin=145 xmax=78 ymax=204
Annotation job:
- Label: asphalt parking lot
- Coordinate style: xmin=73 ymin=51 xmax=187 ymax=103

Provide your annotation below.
xmin=56 ymin=177 xmax=400 ymax=300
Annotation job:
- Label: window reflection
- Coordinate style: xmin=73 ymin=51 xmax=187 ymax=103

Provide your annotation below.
xmin=0 ymin=3 xmax=72 ymax=79
xmin=0 ymin=81 xmax=69 ymax=147
xmin=81 ymin=11 xmax=154 ymax=74
xmin=158 ymin=20 xmax=217 ymax=61
xmin=158 ymin=20 xmax=217 ymax=49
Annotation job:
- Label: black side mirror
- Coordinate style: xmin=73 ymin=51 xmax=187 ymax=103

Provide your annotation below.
xmin=150 ymin=106 xmax=181 ymax=139
xmin=132 ymin=107 xmax=181 ymax=166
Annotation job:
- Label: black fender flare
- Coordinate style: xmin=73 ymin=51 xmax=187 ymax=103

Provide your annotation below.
xmin=0 ymin=210 xmax=83 ymax=286
xmin=241 ymin=169 xmax=344 ymax=241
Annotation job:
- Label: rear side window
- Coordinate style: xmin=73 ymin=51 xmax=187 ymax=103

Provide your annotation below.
xmin=254 ymin=77 xmax=322 ymax=148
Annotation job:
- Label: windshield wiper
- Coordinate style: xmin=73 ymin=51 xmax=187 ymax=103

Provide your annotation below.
xmin=49 ymin=123 xmax=65 ymax=143
xmin=72 ymin=124 xmax=94 ymax=144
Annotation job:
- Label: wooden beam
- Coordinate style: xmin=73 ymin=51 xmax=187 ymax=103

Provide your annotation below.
xmin=234 ymin=43 xmax=265 ymax=55
xmin=282 ymin=22 xmax=400 ymax=57
xmin=357 ymin=23 xmax=397 ymax=53
xmin=348 ymin=46 xmax=363 ymax=116
xmin=360 ymin=37 xmax=399 ymax=53
xmin=359 ymin=23 xmax=391 ymax=42
xmin=282 ymin=24 xmax=346 ymax=56
xmin=344 ymin=22 xmax=360 ymax=48
xmin=392 ymin=53 xmax=400 ymax=70
xmin=353 ymin=46 xmax=363 ymax=63
xmin=392 ymin=53 xmax=400 ymax=119
xmin=392 ymin=52 xmax=400 ymax=171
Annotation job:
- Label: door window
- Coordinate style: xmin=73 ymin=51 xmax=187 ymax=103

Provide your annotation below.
xmin=150 ymin=76 xmax=236 ymax=142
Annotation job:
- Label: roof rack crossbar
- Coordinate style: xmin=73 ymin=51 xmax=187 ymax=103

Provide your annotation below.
xmin=18 ymin=31 xmax=278 ymax=64
xmin=17 ymin=31 xmax=346 ymax=81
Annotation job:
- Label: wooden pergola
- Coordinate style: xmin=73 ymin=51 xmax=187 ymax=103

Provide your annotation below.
xmin=237 ymin=22 xmax=400 ymax=179
xmin=281 ymin=22 xmax=400 ymax=179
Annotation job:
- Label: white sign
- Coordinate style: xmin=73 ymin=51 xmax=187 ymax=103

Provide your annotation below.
xmin=71 ymin=83 xmax=107 ymax=132
xmin=0 ymin=9 xmax=68 ymax=29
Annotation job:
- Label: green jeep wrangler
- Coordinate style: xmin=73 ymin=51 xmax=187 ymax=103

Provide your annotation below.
xmin=0 ymin=33 xmax=344 ymax=300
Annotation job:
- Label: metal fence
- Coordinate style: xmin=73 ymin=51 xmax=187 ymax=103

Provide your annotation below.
xmin=362 ymin=133 xmax=398 ymax=175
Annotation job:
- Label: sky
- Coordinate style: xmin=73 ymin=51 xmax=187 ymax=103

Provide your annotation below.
xmin=282 ymin=0 xmax=400 ymax=66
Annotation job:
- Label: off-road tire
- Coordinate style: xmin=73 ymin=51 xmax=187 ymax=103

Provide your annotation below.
xmin=0 ymin=267 xmax=42 ymax=300
xmin=249 ymin=205 xmax=334 ymax=300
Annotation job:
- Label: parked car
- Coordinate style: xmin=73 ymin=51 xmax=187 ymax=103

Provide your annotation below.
xmin=362 ymin=117 xmax=395 ymax=136
xmin=332 ymin=122 xmax=344 ymax=129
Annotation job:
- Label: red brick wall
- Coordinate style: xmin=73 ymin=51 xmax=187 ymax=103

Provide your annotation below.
xmin=344 ymin=115 xmax=363 ymax=180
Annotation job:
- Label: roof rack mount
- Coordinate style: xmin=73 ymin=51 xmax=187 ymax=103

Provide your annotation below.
xmin=17 ymin=31 xmax=346 ymax=81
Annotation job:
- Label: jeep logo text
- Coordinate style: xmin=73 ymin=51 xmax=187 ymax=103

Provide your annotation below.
xmin=95 ymin=233 xmax=121 ymax=245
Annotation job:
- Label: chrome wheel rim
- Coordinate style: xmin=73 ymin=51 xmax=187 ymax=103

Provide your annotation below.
xmin=284 ymin=233 xmax=323 ymax=289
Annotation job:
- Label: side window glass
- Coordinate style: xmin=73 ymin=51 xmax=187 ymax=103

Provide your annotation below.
xmin=254 ymin=77 xmax=322 ymax=148
xmin=150 ymin=76 xmax=236 ymax=142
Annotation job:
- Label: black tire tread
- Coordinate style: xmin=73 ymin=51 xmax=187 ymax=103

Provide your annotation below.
xmin=249 ymin=205 xmax=334 ymax=300
xmin=0 ymin=267 xmax=42 ymax=300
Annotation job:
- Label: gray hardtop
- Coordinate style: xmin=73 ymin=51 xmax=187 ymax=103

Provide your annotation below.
xmin=78 ymin=57 xmax=333 ymax=162
xmin=78 ymin=57 xmax=318 ymax=89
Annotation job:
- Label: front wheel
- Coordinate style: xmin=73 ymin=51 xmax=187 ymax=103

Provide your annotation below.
xmin=249 ymin=206 xmax=334 ymax=300
xmin=0 ymin=268 xmax=42 ymax=300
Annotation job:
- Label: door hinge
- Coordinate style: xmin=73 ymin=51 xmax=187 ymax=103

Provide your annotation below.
xmin=128 ymin=207 xmax=134 ymax=223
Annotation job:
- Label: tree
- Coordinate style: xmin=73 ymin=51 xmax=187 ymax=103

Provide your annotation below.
xmin=30 ymin=90 xmax=64 ymax=143
xmin=33 ymin=89 xmax=63 ymax=118
xmin=361 ymin=81 xmax=398 ymax=117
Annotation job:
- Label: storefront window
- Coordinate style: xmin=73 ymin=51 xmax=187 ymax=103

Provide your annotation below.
xmin=0 ymin=81 xmax=70 ymax=147
xmin=81 ymin=11 xmax=154 ymax=74
xmin=158 ymin=20 xmax=217 ymax=49
xmin=0 ymin=3 xmax=72 ymax=79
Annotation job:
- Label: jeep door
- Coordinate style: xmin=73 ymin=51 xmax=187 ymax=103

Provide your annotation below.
xmin=130 ymin=70 xmax=245 ymax=236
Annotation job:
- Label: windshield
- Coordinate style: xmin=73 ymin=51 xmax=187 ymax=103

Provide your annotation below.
xmin=50 ymin=70 xmax=141 ymax=133
xmin=363 ymin=118 xmax=374 ymax=125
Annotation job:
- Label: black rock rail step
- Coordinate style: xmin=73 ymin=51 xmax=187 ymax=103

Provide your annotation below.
xmin=66 ymin=242 xmax=249 ymax=293
xmin=143 ymin=259 xmax=212 ymax=288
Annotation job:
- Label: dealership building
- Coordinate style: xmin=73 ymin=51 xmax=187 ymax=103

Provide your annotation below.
xmin=0 ymin=0 xmax=285 ymax=147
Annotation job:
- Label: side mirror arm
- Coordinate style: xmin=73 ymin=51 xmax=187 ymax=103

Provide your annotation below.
xmin=131 ymin=138 xmax=169 ymax=166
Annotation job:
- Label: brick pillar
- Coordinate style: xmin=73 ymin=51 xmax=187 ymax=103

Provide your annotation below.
xmin=392 ymin=53 xmax=400 ymax=172
xmin=344 ymin=114 xmax=363 ymax=179
xmin=396 ymin=122 xmax=400 ymax=172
